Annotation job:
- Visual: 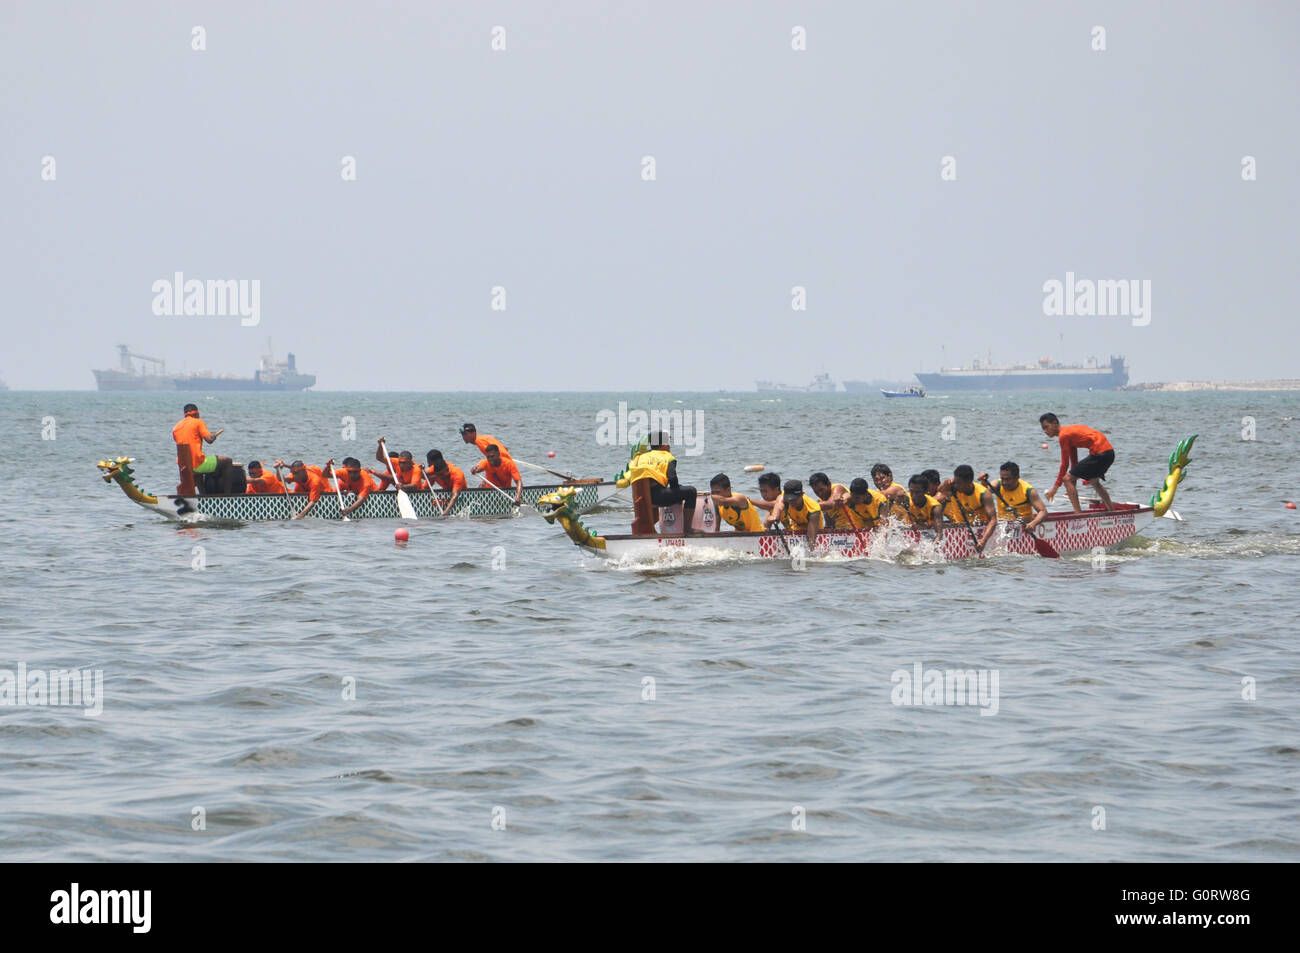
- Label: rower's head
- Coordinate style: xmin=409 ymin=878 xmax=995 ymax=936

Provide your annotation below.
xmin=870 ymin=464 xmax=893 ymax=492
xmin=1038 ymin=412 xmax=1061 ymax=437
xmin=908 ymin=474 xmax=927 ymax=503
xmin=710 ymin=473 xmax=731 ymax=494
xmin=397 ymin=451 xmax=414 ymax=470
xmin=849 ymin=477 xmax=871 ymax=503
xmin=426 ymin=449 xmax=447 ymax=472
xmin=484 ymin=444 xmax=503 ymax=465
xmin=921 ymin=469 xmax=941 ymax=495
xmin=650 ymin=432 xmax=670 ymax=452
xmin=757 ymin=472 xmax=782 ymax=502
xmin=782 ymin=479 xmax=805 ymax=510
xmin=289 ymin=459 xmax=307 ymax=480
xmin=247 ymin=460 xmax=263 ymax=478
xmin=999 ymin=461 xmax=1020 ymax=489
xmin=953 ymin=464 xmax=975 ymax=494
xmin=459 ymin=423 xmax=477 ymax=444
xmin=808 ymin=472 xmax=832 ymax=501
xmin=183 ymin=403 xmax=200 ymax=418
xmin=342 ymin=456 xmax=362 ymax=475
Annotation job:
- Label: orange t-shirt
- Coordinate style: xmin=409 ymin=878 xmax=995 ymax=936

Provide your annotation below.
xmin=474 ymin=435 xmax=511 ymax=459
xmin=172 ymin=415 xmax=212 ymax=468
xmin=478 ymin=458 xmax=521 ymax=489
xmin=291 ymin=465 xmax=335 ymax=502
xmin=246 ymin=471 xmax=286 ymax=495
xmin=427 ymin=463 xmax=468 ymax=491
xmin=334 ymin=469 xmax=379 ymax=500
xmin=1055 ymin=425 xmax=1115 ymax=487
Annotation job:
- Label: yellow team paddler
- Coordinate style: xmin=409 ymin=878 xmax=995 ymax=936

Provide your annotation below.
xmin=980 ymin=461 xmax=1047 ymax=533
xmin=844 ymin=477 xmax=891 ymax=528
xmin=708 ymin=473 xmax=766 ymax=532
xmin=768 ymin=478 xmax=823 ymax=547
xmin=940 ymin=465 xmax=999 ymax=553
xmin=807 ymin=473 xmax=851 ymax=529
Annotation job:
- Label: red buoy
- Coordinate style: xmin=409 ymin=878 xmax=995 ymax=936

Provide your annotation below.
xmin=395 ymin=527 xmax=410 ymax=542
xmin=1286 ymin=502 xmax=1297 ymax=510
xmin=1041 ymin=443 xmax=1049 ymax=450
xmin=548 ymin=451 xmax=556 ymax=458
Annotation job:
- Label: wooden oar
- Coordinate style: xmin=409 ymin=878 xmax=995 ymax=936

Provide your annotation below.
xmin=769 ymin=519 xmax=792 ymax=557
xmin=378 ymin=439 xmax=418 ymax=520
xmin=326 ymin=459 xmax=350 ymax=521
xmin=479 ymin=475 xmax=522 ymax=514
xmin=513 ymin=458 xmax=578 ymax=482
xmin=273 ymin=464 xmax=295 ymax=520
xmin=952 ymin=494 xmax=984 ymax=556
xmin=423 ymin=469 xmax=448 ymax=517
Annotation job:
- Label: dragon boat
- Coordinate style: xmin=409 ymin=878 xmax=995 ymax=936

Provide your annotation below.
xmin=97 ymin=457 xmax=618 ymax=523
xmin=536 ymin=436 xmax=1196 ymax=562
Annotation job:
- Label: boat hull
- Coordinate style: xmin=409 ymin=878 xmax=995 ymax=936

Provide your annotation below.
xmin=579 ymin=506 xmax=1155 ymax=561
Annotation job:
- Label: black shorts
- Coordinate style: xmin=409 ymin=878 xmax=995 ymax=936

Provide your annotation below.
xmin=1070 ymin=449 xmax=1114 ymax=481
xmin=650 ymin=484 xmax=697 ymax=508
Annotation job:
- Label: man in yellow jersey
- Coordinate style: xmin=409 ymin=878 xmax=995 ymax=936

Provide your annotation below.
xmin=767 ymin=479 xmax=823 ymax=547
xmin=870 ymin=464 xmax=909 ymax=505
xmin=807 ymin=472 xmax=852 ymax=529
xmin=617 ymin=434 xmax=698 ymax=535
xmin=979 ymin=461 xmax=1047 ymax=533
xmin=842 ymin=477 xmax=891 ymax=530
xmin=708 ymin=473 xmax=766 ymax=532
xmin=752 ymin=472 xmax=783 ymax=517
xmin=901 ymin=474 xmax=944 ymax=540
xmin=940 ymin=465 xmax=998 ymax=553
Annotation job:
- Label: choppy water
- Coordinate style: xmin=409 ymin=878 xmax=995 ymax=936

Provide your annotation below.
xmin=1 ymin=389 xmax=1298 ymax=861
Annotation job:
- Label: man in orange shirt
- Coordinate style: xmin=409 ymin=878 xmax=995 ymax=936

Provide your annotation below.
xmin=244 ymin=460 xmax=286 ymax=495
xmin=330 ymin=456 xmax=380 ymax=517
xmin=171 ymin=403 xmax=233 ymax=493
xmin=371 ymin=439 xmax=425 ymax=490
xmin=424 ymin=450 xmax=468 ymax=512
xmin=472 ymin=444 xmax=522 ymax=506
xmin=1039 ymin=412 xmax=1116 ymax=512
xmin=274 ymin=458 xmax=335 ymax=519
xmin=459 ymin=423 xmax=511 ymax=460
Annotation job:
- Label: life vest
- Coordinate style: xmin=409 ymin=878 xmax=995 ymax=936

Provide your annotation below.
xmin=845 ymin=488 xmax=890 ymax=526
xmin=991 ymin=479 xmax=1035 ymax=520
xmin=618 ymin=449 xmax=674 ymax=488
xmin=902 ymin=493 xmax=941 ymax=525
xmin=943 ymin=483 xmax=991 ymax=524
xmin=718 ymin=496 xmax=765 ymax=532
xmin=781 ymin=493 xmax=822 ymax=530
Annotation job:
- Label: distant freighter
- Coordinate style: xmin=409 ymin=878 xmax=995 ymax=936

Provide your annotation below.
xmin=914 ymin=355 xmax=1129 ymax=392
xmin=93 ymin=343 xmax=316 ymax=391
xmin=756 ymin=373 xmax=837 ymax=393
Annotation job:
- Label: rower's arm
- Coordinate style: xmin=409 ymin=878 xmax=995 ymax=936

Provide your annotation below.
xmin=806 ymin=511 xmax=822 ymax=546
xmin=295 ymin=498 xmax=318 ymax=519
xmin=1025 ymin=489 xmax=1047 ymax=530
xmin=766 ymin=499 xmax=785 ymax=526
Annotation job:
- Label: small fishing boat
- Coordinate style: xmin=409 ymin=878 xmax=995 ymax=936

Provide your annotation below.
xmin=881 ymin=385 xmax=926 ymax=398
xmin=97 ymin=457 xmax=618 ymax=523
xmin=537 ymin=437 xmax=1196 ymax=562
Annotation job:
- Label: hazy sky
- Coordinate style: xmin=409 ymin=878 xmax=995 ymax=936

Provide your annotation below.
xmin=3 ymin=1 xmax=1297 ymax=390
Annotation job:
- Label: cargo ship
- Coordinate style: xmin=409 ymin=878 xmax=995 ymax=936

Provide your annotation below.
xmin=756 ymin=373 xmax=837 ymax=393
xmin=92 ymin=346 xmax=176 ymax=391
xmin=914 ymin=355 xmax=1129 ymax=392
xmin=175 ymin=344 xmax=315 ymax=391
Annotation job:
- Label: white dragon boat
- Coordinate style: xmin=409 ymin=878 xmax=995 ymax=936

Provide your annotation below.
xmin=536 ymin=436 xmax=1196 ymax=562
xmin=97 ymin=457 xmax=618 ymax=523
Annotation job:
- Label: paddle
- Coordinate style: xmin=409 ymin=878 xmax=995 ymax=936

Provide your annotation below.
xmin=987 ymin=479 xmax=1058 ymax=558
xmin=768 ymin=518 xmax=792 ymax=557
xmin=378 ymin=439 xmax=418 ymax=520
xmin=951 ymin=493 xmax=984 ymax=557
xmin=479 ymin=475 xmax=522 ymax=514
xmin=423 ymin=469 xmax=448 ymax=517
xmin=513 ymin=458 xmax=579 ymax=483
xmin=273 ymin=463 xmax=295 ymax=520
xmin=326 ymin=459 xmax=350 ymax=521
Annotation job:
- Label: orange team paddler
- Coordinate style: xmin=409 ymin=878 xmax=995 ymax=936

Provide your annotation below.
xmin=331 ymin=456 xmax=381 ymax=517
xmin=424 ymin=450 xmax=468 ymax=511
xmin=171 ymin=403 xmax=232 ymax=493
xmin=1038 ymin=412 xmax=1116 ymax=512
xmin=244 ymin=460 xmax=286 ymax=495
xmin=473 ymin=444 xmax=522 ymax=505
xmin=274 ymin=458 xmax=336 ymax=519
xmin=459 ymin=423 xmax=510 ymax=460
xmin=371 ymin=439 xmax=424 ymax=490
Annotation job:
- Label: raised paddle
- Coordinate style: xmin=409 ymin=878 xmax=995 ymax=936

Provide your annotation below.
xmin=325 ymin=459 xmax=350 ymax=521
xmin=378 ymin=438 xmax=418 ymax=520
xmin=513 ymin=458 xmax=579 ymax=483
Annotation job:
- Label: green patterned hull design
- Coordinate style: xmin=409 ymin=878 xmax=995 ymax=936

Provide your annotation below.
xmin=132 ymin=484 xmax=615 ymax=523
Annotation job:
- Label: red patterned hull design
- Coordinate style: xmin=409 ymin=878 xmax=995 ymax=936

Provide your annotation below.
xmin=593 ymin=505 xmax=1155 ymax=561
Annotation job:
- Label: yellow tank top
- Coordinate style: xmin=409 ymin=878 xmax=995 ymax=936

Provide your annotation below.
xmin=943 ymin=484 xmax=991 ymax=524
xmin=845 ymin=488 xmax=890 ymax=526
xmin=781 ymin=494 xmax=822 ymax=530
xmin=990 ymin=479 xmax=1035 ymax=520
xmin=718 ymin=495 xmax=765 ymax=532
xmin=902 ymin=493 xmax=941 ymax=525
xmin=617 ymin=449 xmax=674 ymax=487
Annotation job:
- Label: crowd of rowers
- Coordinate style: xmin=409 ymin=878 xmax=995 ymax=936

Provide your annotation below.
xmin=629 ymin=413 xmax=1117 ymax=553
xmin=171 ymin=403 xmax=524 ymax=518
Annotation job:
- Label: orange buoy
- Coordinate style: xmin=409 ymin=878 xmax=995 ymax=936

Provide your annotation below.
xmin=1286 ymin=501 xmax=1297 ymax=510
xmin=743 ymin=464 xmax=764 ymax=473
xmin=395 ymin=527 xmax=410 ymax=542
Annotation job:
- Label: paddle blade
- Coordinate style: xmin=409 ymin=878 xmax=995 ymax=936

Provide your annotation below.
xmin=1031 ymin=534 xmax=1060 ymax=558
xmin=396 ymin=488 xmax=417 ymax=520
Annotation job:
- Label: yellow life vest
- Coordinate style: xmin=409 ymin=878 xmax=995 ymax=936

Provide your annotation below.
xmin=718 ymin=495 xmax=765 ymax=532
xmin=818 ymin=484 xmax=851 ymax=529
xmin=781 ymin=493 xmax=822 ymax=530
xmin=902 ymin=493 xmax=941 ymax=526
xmin=943 ymin=483 xmax=991 ymax=524
xmin=617 ymin=449 xmax=674 ymax=488
xmin=990 ymin=479 xmax=1035 ymax=520
xmin=845 ymin=488 xmax=890 ymax=526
